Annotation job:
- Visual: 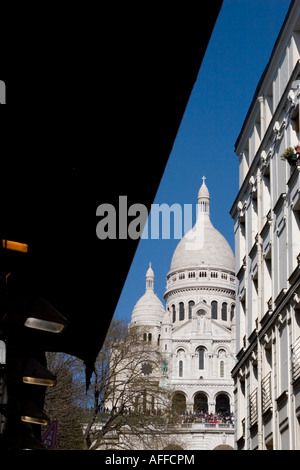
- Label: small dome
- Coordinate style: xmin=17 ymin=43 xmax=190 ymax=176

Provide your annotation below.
xmin=146 ymin=262 xmax=154 ymax=279
xmin=131 ymin=264 xmax=165 ymax=325
xmin=214 ymin=445 xmax=234 ymax=450
xmin=198 ymin=176 xmax=210 ymax=200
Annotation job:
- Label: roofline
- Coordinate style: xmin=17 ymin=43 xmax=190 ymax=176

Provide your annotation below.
xmin=230 ymin=58 xmax=300 ymax=218
xmin=234 ymin=0 xmax=296 ymax=153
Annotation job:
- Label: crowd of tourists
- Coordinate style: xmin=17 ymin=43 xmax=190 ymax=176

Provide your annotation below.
xmin=181 ymin=410 xmax=235 ymax=425
xmin=85 ymin=406 xmax=235 ymax=427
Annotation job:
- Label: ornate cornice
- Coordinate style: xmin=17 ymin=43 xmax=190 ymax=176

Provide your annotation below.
xmin=172 ymin=339 xmax=190 ymax=343
xmin=213 ymin=339 xmax=232 ymax=343
xmin=165 ymin=286 xmax=235 ymax=300
xmin=170 ymin=382 xmax=234 ymax=388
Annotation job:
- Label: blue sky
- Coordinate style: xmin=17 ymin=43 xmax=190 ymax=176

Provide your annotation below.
xmin=113 ymin=0 xmax=291 ymax=324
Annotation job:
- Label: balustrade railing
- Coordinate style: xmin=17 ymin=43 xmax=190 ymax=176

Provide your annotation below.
xmin=180 ymin=422 xmax=234 ymax=430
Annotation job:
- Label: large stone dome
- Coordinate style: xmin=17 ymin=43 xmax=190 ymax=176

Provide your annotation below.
xmin=131 ymin=263 xmax=165 ymax=325
xmin=170 ymin=179 xmax=234 ymax=274
xmin=170 ymin=218 xmax=234 ymax=273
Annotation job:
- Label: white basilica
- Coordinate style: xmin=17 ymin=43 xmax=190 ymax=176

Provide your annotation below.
xmin=129 ymin=179 xmax=236 ymax=450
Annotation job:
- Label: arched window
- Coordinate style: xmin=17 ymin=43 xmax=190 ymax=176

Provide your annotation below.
xmin=194 ymin=392 xmax=208 ymax=413
xmin=230 ymin=304 xmax=235 ymax=321
xmin=179 ymin=360 xmax=183 ymax=377
xmin=197 ymin=347 xmax=205 ymax=369
xmin=211 ymin=301 xmax=218 ymax=319
xmin=215 ymin=393 xmax=230 ymax=414
xmin=221 ymin=302 xmax=227 ymax=321
xmin=143 ymin=333 xmax=147 ymax=341
xmin=220 ymin=360 xmax=225 ymax=377
xmin=179 ymin=302 xmax=185 ymax=321
xmin=148 ymin=333 xmax=152 ymax=341
xmin=172 ymin=305 xmax=176 ymax=323
xmin=188 ymin=301 xmax=195 ymax=319
xmin=218 ymin=348 xmax=226 ymax=357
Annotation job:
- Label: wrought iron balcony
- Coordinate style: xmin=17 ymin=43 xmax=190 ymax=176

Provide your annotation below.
xmin=292 ymin=336 xmax=300 ymax=382
xmin=262 ymin=371 xmax=272 ymax=414
xmin=249 ymin=388 xmax=258 ymax=426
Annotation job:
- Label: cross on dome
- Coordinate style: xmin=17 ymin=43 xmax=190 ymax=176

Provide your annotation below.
xmin=169 ymin=179 xmax=235 ymax=273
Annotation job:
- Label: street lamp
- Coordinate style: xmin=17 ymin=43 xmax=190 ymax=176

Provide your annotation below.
xmin=24 ymin=297 xmax=67 ymax=333
xmin=22 ymin=358 xmax=56 ymax=387
xmin=0 ymin=239 xmax=68 ymax=449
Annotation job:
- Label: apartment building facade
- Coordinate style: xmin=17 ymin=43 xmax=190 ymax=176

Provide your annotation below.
xmin=230 ymin=0 xmax=300 ymax=450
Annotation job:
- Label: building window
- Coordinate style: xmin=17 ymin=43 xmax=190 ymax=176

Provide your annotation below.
xmin=220 ymin=361 xmax=225 ymax=378
xmin=188 ymin=300 xmax=195 ymax=319
xmin=179 ymin=273 xmax=185 ymax=280
xmin=291 ymin=207 xmax=300 ymax=272
xmin=179 ymin=302 xmax=185 ymax=321
xmin=230 ymin=304 xmax=235 ymax=321
xmin=211 ymin=271 xmax=218 ymax=278
xmin=172 ymin=304 xmax=176 ymax=323
xmin=165 ymin=344 xmax=167 ymax=351
xmin=179 ymin=360 xmax=183 ymax=377
xmin=188 ymin=272 xmax=195 ymax=278
xmin=143 ymin=389 xmax=147 ymax=413
xmin=199 ymin=271 xmax=207 ymax=277
xmin=198 ymin=347 xmax=205 ymax=370
xmin=151 ymin=395 xmax=155 ymax=413
xmin=194 ymin=392 xmax=208 ymax=413
xmin=222 ymin=302 xmax=227 ymax=321
xmin=215 ymin=393 xmax=230 ymax=414
xmin=148 ymin=333 xmax=152 ymax=341
xmin=143 ymin=333 xmax=147 ymax=341
xmin=199 ymin=201 xmax=208 ymax=213
xmin=211 ymin=301 xmax=218 ymax=319
xmin=279 ymin=323 xmax=289 ymax=394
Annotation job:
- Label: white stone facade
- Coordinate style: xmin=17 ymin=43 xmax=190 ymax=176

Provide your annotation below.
xmin=128 ymin=180 xmax=236 ymax=450
xmin=231 ymin=0 xmax=300 ymax=450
